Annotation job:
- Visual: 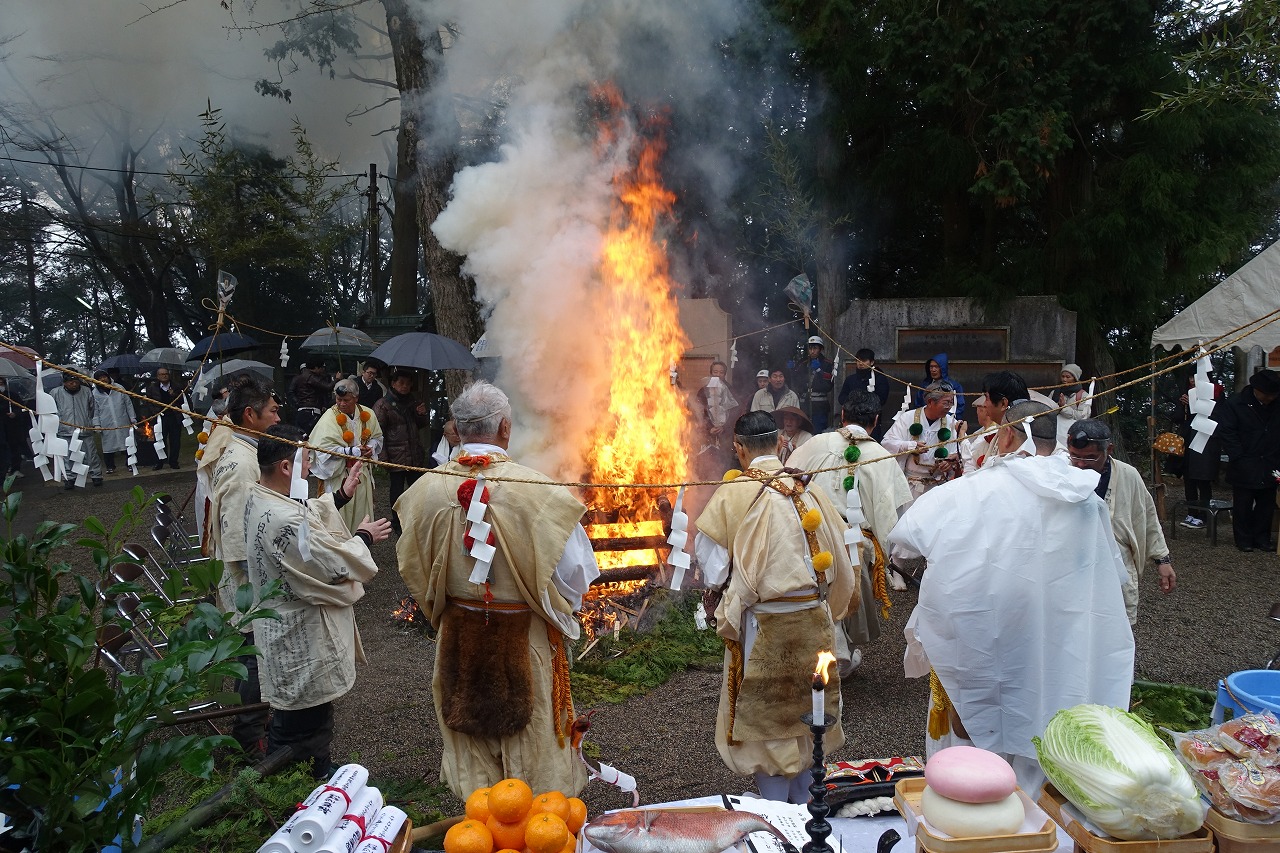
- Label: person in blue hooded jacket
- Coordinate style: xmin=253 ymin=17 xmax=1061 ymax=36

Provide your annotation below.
xmin=911 ymin=353 xmax=966 ymax=419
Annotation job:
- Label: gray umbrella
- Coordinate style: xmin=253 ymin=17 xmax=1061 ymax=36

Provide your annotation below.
xmin=298 ymin=326 xmax=377 ymax=357
xmin=141 ymin=347 xmax=191 ymax=372
xmin=367 ymin=332 xmax=479 ymax=371
xmin=0 ymin=360 xmax=32 ymax=379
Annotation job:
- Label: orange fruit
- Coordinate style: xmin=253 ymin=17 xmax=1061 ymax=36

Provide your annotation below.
xmin=524 ymin=813 xmax=569 ymax=853
xmin=443 ymin=819 xmax=493 ymax=853
xmin=557 ymin=835 xmax=576 ymax=853
xmin=465 ymin=787 xmax=492 ymax=823
xmin=486 ymin=815 xmax=528 ymax=851
xmin=488 ymin=778 xmax=533 ymax=823
xmin=564 ymin=798 xmax=586 ymax=834
xmin=529 ymin=791 xmax=570 ymax=821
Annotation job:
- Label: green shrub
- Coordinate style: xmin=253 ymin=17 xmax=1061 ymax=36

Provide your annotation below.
xmin=0 ymin=481 xmax=274 ymax=851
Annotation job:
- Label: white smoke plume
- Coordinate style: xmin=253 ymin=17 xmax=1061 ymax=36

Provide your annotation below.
xmin=0 ymin=2 xmax=390 ymax=176
xmin=421 ymin=0 xmax=758 ymax=479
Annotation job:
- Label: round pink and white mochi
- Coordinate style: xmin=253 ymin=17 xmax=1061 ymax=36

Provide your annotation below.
xmin=923 ymin=745 xmax=1017 ymax=804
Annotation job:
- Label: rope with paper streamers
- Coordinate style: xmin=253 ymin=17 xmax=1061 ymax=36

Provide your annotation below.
xmin=806 ymin=311 xmax=1267 ymax=398
xmin=3 ymin=303 xmax=1275 ymax=488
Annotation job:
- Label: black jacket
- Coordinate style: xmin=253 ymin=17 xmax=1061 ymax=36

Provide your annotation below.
xmin=1214 ymin=388 xmax=1280 ymax=489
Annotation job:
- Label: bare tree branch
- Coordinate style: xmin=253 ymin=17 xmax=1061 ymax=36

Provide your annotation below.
xmin=341 ymin=69 xmax=397 ymax=89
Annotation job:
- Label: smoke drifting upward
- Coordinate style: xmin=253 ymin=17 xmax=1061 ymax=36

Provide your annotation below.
xmin=423 ymin=0 xmax=769 ymax=478
xmin=0 ymin=1 xmax=390 ymax=174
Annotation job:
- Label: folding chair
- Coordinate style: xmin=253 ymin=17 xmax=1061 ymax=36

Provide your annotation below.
xmin=156 ymin=506 xmax=200 ymax=550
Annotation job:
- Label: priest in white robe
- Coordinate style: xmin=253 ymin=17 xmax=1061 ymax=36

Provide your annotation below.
xmin=882 ymin=382 xmax=962 ymax=498
xmin=891 ymin=401 xmax=1134 ymax=795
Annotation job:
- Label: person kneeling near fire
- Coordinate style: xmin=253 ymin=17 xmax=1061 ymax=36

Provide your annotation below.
xmin=245 ymin=423 xmax=391 ymax=778
xmin=395 ymin=381 xmax=601 ymax=800
xmin=694 ymin=410 xmax=857 ymax=804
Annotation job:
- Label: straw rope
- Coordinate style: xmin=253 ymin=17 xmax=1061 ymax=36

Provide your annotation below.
xmin=2 ymin=303 xmax=1274 ymax=489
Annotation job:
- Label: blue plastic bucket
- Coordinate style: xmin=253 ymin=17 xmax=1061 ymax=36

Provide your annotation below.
xmin=1213 ymin=669 xmax=1280 ymax=723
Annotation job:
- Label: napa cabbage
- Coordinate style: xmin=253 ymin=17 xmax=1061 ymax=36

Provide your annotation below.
xmin=1033 ymin=704 xmax=1207 ymax=841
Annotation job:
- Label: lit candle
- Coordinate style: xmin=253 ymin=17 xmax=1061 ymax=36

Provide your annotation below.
xmin=812 ymin=651 xmax=835 ymax=723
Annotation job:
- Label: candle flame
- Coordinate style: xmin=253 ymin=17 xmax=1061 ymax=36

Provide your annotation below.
xmin=814 ymin=651 xmax=836 ymax=686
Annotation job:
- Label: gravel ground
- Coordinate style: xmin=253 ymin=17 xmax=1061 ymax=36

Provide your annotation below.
xmin=16 ymin=464 xmax=1280 ymax=818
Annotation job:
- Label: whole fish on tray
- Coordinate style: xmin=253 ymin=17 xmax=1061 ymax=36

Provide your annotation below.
xmin=581 ymin=808 xmax=798 ymax=853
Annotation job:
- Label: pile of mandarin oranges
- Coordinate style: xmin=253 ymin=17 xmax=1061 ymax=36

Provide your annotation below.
xmin=443 ymin=778 xmax=587 ymax=853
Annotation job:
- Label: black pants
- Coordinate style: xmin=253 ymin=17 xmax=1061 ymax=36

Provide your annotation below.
xmin=389 ymin=470 xmax=422 ymax=532
xmin=231 ymin=631 xmax=270 ymax=759
xmin=1185 ymin=479 xmax=1213 ymax=519
xmin=161 ymin=417 xmax=182 ymax=468
xmin=295 ymin=409 xmax=322 ymax=438
xmin=1232 ymin=485 xmax=1277 ymax=549
xmin=3 ymin=413 xmax=29 ymax=471
xmin=269 ymin=701 xmax=335 ymax=778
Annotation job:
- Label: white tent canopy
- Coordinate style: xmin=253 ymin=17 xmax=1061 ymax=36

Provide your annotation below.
xmin=1152 ymin=239 xmax=1280 ymax=351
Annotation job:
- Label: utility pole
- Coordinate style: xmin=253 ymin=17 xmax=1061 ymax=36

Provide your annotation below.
xmin=21 ymin=186 xmax=44 ymax=353
xmin=367 ymin=163 xmax=382 ymax=318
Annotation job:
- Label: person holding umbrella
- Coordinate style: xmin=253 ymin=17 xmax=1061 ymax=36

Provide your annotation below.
xmin=145 ymin=367 xmax=187 ymax=470
xmin=373 ymin=369 xmax=430 ymax=535
xmin=290 ymin=357 xmax=335 ymax=436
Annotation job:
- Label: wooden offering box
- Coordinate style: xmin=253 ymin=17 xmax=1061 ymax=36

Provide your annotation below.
xmin=1037 ymin=785 xmax=1213 ymax=853
xmin=893 ymin=778 xmax=1058 ymax=853
xmin=1204 ymin=805 xmax=1280 ymax=852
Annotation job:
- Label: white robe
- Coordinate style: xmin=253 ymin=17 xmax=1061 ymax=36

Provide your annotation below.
xmin=244 ymin=485 xmax=379 ymax=710
xmin=882 ymin=408 xmax=960 ymax=494
xmin=891 ymin=454 xmax=1134 ymax=786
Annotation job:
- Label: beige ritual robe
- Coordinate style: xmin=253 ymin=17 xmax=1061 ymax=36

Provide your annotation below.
xmin=696 ymin=457 xmax=857 ymax=777
xmin=310 ymin=404 xmax=384 ymax=532
xmin=244 ymin=485 xmax=378 ymax=710
xmin=195 ymin=415 xmax=235 ymax=557
xmin=396 ymin=452 xmax=597 ymax=798
xmin=789 ymin=426 xmax=913 ymax=646
xmin=208 ymin=432 xmax=260 ymax=614
xmin=1101 ymin=458 xmax=1170 ymax=625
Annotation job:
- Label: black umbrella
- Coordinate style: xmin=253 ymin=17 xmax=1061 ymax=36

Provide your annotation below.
xmin=96 ymin=353 xmax=144 ymax=375
xmin=42 ymin=365 xmax=86 ymax=391
xmin=367 ymin=332 xmax=479 ymax=371
xmin=187 ymin=333 xmax=259 ymax=363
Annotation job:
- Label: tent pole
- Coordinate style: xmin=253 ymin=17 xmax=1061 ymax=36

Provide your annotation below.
xmin=1150 ymin=347 xmax=1165 ymax=523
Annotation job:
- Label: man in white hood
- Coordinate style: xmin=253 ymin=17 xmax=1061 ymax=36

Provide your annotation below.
xmin=891 ymin=400 xmax=1133 ymax=794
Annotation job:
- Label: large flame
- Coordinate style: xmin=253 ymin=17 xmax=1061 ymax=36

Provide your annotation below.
xmin=582 ymin=86 xmax=691 ymax=522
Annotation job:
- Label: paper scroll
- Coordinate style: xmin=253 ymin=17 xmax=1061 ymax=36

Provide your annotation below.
xmin=312 ymin=787 xmax=382 ymax=853
xmin=351 ymin=806 xmax=408 ymax=853
xmin=256 ymin=785 xmax=328 ymax=853
xmin=292 ymin=765 xmax=370 ymax=851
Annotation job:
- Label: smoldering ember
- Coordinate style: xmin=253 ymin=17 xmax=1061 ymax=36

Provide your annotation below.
xmin=3 ymin=0 xmax=1280 ymax=851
